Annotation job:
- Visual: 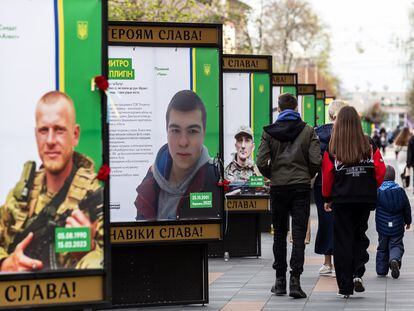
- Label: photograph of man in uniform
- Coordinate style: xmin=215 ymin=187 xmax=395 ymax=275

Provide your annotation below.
xmin=0 ymin=91 xmax=103 ymax=272
xmin=135 ymin=90 xmax=220 ymax=221
xmin=225 ymin=125 xmax=261 ymax=182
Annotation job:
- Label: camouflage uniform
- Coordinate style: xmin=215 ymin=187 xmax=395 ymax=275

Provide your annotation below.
xmin=0 ymin=152 xmax=103 ymax=270
xmin=224 ymin=154 xmax=261 ymax=182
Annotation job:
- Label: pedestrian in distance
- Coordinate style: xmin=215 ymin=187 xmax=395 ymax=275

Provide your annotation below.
xmin=405 ymin=129 xmax=414 ymax=191
xmin=314 ymin=99 xmax=348 ymax=275
xmin=394 ymin=127 xmax=412 ymax=187
xmin=379 ymin=127 xmax=387 ymax=155
xmin=376 ymin=165 xmax=411 ymax=279
xmin=257 ymin=93 xmax=321 ymax=299
xmin=372 ymin=129 xmax=381 ymax=150
xmin=322 ymin=106 xmax=386 ymax=298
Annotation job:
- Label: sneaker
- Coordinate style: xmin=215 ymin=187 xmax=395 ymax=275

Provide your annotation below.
xmin=390 ymin=260 xmax=400 ymax=279
xmin=353 ymin=277 xmax=365 ymax=293
xmin=337 ymin=293 xmax=350 ymax=299
xmin=318 ymin=264 xmax=332 ymax=275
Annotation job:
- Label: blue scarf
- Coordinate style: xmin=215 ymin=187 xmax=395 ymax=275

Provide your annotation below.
xmin=379 ymin=180 xmax=400 ymax=191
xmin=277 ymin=109 xmax=301 ymax=121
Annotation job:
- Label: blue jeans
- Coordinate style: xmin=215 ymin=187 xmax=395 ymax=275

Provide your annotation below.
xmin=376 ymin=233 xmax=405 ymax=275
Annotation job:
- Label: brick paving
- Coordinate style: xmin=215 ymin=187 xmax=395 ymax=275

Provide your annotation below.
xmin=126 ymin=150 xmax=414 ymax=310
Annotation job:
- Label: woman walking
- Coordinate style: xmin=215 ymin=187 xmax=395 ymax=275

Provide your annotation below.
xmin=314 ymin=100 xmax=347 ymax=275
xmin=322 ymin=106 xmax=386 ymax=298
xmin=394 ymin=127 xmax=412 ymax=187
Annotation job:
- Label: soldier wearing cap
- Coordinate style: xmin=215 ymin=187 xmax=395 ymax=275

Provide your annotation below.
xmin=225 ymin=125 xmax=261 ymax=182
xmin=0 ymin=91 xmax=103 ymax=272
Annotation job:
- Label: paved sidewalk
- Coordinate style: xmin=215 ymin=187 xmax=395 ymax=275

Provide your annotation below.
xmin=135 ymin=151 xmax=414 ymax=310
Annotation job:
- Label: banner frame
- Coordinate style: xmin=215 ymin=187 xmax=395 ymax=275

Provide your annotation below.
xmin=271 ymin=73 xmax=298 ymax=123
xmin=107 ymin=21 xmax=224 ymax=242
xmin=222 ymin=54 xmax=272 ymax=73
xmin=0 ymin=1 xmax=111 ymax=309
xmin=108 ymin=21 xmax=222 ymax=48
xmin=316 ymin=89 xmax=326 ymax=126
xmin=297 ymin=83 xmax=317 ymax=126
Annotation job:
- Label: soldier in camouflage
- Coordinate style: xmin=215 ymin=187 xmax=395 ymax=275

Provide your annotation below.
xmin=225 ymin=125 xmax=261 ymax=182
xmin=0 ymin=91 xmax=103 ymax=272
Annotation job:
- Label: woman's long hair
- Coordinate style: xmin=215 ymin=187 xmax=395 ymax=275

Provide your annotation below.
xmin=329 ymin=106 xmax=371 ymax=165
xmin=394 ymin=127 xmax=411 ymax=147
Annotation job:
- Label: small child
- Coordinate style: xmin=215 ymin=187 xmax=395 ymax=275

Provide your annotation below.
xmin=376 ymin=165 xmax=412 ymax=279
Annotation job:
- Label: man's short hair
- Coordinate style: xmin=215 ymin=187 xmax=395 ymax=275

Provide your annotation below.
xmin=36 ymin=91 xmax=76 ymax=124
xmin=278 ymin=93 xmax=298 ymax=111
xmin=384 ymin=165 xmax=396 ymax=181
xmin=165 ymin=90 xmax=207 ymax=129
xmin=38 ymin=91 xmax=73 ymax=106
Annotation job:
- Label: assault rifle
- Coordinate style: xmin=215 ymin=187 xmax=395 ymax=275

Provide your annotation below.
xmin=226 ymin=181 xmax=270 ymax=196
xmin=9 ymin=187 xmax=103 ymax=270
xmin=13 ymin=161 xmax=36 ymax=202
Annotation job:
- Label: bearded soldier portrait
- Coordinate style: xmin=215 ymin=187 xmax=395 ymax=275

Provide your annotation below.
xmin=224 ymin=125 xmax=261 ymax=183
xmin=0 ymin=91 xmax=104 ymax=272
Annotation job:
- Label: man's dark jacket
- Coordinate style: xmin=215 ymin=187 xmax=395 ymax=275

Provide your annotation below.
xmin=256 ymin=110 xmax=321 ymax=188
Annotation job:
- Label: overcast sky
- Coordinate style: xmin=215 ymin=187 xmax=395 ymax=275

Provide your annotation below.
xmin=244 ymin=0 xmax=412 ymax=93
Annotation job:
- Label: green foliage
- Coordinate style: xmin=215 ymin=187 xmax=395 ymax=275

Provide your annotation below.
xmin=363 ymin=102 xmax=385 ymax=124
xmin=108 ymin=0 xmax=226 ymax=23
xmin=107 ymin=0 xmax=339 ymax=93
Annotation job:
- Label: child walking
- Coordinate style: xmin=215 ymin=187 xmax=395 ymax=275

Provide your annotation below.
xmin=376 ymin=165 xmax=412 ymax=279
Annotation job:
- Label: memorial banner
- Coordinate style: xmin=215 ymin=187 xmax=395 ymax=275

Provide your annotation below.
xmin=0 ymin=0 xmax=107 ymax=307
xmin=108 ymin=23 xmax=223 ymax=224
xmin=297 ymin=84 xmax=316 ymax=127
xmin=316 ymin=90 xmax=326 ymax=126
xmin=271 ymin=74 xmax=297 ymax=122
xmin=222 ymin=55 xmax=271 ymax=183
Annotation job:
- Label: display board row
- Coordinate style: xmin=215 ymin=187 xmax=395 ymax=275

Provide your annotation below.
xmin=0 ymin=2 xmax=335 ymax=308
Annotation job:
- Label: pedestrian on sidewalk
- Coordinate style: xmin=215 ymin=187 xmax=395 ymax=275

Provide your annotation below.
xmin=322 ymin=106 xmax=386 ymax=298
xmin=394 ymin=127 xmax=412 ymax=187
xmin=314 ymin=99 xmax=348 ymax=275
xmin=257 ymin=93 xmax=321 ymax=299
xmin=405 ymin=130 xmax=414 ymax=191
xmin=376 ymin=165 xmax=411 ymax=279
xmin=379 ymin=127 xmax=388 ymax=155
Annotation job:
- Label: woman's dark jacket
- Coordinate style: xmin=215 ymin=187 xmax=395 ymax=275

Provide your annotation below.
xmin=322 ymin=139 xmax=386 ymax=204
xmin=315 ymin=123 xmax=333 ymax=186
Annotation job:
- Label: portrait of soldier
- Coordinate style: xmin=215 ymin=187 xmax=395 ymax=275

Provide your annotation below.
xmin=224 ymin=125 xmax=261 ymax=182
xmin=0 ymin=91 xmax=103 ymax=272
xmin=135 ymin=90 xmax=221 ymax=221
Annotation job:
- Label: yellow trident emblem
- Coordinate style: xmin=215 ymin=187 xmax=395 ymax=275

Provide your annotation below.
xmin=77 ymin=21 xmax=88 ymax=40
xmin=259 ymin=84 xmax=264 ymax=93
xmin=307 ymin=103 xmax=311 ymax=109
xmin=203 ymin=64 xmax=211 ymax=76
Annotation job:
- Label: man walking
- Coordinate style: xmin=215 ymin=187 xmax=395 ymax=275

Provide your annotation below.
xmin=257 ymin=93 xmax=321 ymax=298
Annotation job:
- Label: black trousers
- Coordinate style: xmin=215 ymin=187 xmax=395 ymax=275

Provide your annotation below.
xmin=271 ymin=188 xmax=310 ymax=277
xmin=333 ymin=203 xmax=371 ymax=295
